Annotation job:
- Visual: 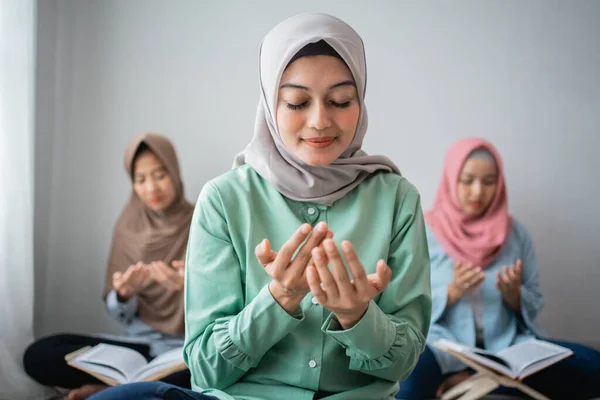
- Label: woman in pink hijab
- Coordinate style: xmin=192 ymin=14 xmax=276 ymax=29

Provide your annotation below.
xmin=397 ymin=138 xmax=600 ymax=399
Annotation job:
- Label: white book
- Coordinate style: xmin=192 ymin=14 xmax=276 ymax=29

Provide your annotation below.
xmin=434 ymin=338 xmax=573 ymax=380
xmin=65 ymin=344 xmax=187 ymax=386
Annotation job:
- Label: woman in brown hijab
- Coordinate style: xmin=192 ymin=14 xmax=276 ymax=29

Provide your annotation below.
xmin=22 ymin=134 xmax=194 ymax=400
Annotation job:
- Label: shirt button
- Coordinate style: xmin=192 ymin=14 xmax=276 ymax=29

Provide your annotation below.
xmin=307 ymin=207 xmax=315 ymax=215
xmin=308 ymin=360 xmax=317 ymax=368
xmin=311 ymin=297 xmax=319 ymax=305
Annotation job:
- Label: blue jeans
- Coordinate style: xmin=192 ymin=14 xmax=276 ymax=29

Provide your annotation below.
xmin=87 ymin=382 xmax=218 ymax=400
xmin=396 ymin=340 xmax=600 ymax=400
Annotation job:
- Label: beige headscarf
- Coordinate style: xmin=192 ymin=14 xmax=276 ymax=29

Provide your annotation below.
xmin=103 ymin=133 xmax=194 ymax=335
xmin=233 ymin=13 xmax=400 ymax=206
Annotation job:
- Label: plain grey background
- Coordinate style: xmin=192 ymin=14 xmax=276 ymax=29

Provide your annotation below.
xmin=34 ymin=1 xmax=599 ymax=345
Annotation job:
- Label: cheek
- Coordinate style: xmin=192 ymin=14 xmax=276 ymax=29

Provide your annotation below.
xmin=160 ymin=179 xmax=176 ymax=200
xmin=133 ymin=184 xmax=145 ymax=198
xmin=335 ymin=107 xmax=360 ymax=132
xmin=485 ymin=186 xmax=498 ymax=201
xmin=456 ymin=184 xmax=469 ymax=203
xmin=276 ymin=106 xmax=305 ymax=140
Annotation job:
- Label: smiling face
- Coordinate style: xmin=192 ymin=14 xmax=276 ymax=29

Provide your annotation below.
xmin=456 ymin=156 xmax=499 ymax=217
xmin=275 ymin=55 xmax=360 ymax=166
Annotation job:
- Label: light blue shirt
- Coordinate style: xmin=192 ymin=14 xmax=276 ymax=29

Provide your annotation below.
xmin=426 ymin=219 xmax=546 ymax=373
xmin=103 ymin=289 xmax=184 ymax=357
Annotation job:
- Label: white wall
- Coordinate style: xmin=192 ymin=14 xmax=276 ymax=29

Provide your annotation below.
xmin=35 ymin=0 xmax=600 ymax=342
xmin=34 ymin=0 xmax=58 ymax=337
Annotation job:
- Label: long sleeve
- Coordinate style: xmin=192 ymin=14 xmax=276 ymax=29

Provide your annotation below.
xmin=427 ymin=227 xmax=454 ymax=324
xmin=323 ymin=187 xmax=432 ymax=382
xmin=105 ymin=289 xmax=138 ymax=325
xmin=183 ymin=182 xmax=306 ymax=390
xmin=517 ymin=224 xmax=545 ymax=334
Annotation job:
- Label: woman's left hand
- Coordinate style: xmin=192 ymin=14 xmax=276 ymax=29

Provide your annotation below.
xmin=306 ymin=239 xmax=392 ymax=330
xmin=149 ymin=260 xmax=185 ymax=291
xmin=495 ymin=259 xmax=522 ymax=313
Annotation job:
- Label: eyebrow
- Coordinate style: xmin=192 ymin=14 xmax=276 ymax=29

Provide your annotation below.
xmin=279 ymin=80 xmax=356 ymax=91
xmin=460 ymin=173 xmax=498 ymax=179
xmin=134 ymin=166 xmax=166 ymax=178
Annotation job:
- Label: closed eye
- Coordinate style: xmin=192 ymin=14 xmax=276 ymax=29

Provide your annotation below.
xmin=331 ymin=100 xmax=351 ymax=108
xmin=286 ymin=102 xmax=308 ymax=110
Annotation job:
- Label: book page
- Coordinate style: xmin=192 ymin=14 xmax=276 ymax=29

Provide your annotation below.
xmin=68 ymin=360 xmax=128 ymax=385
xmin=131 ymin=346 xmax=185 ymax=382
xmin=498 ymin=339 xmax=572 ymax=377
xmin=470 ymin=349 xmax=513 ymax=369
xmin=73 ymin=343 xmax=148 ymax=382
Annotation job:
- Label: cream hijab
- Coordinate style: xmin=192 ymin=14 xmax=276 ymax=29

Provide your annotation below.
xmin=233 ymin=13 xmax=400 ymax=205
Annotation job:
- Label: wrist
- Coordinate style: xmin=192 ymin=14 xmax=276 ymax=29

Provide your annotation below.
xmin=447 ymin=283 xmax=464 ymax=306
xmin=268 ymin=281 xmax=306 ymax=315
xmin=335 ymin=303 xmax=369 ymax=330
xmin=506 ymin=291 xmax=521 ymax=313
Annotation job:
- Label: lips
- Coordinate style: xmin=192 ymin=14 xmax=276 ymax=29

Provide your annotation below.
xmin=303 ymin=137 xmax=336 ymax=149
xmin=468 ymin=201 xmax=482 ymax=209
xmin=150 ymin=197 xmax=162 ymax=204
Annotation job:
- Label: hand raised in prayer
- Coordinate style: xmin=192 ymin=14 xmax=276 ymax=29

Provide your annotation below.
xmin=306 ymin=239 xmax=392 ymax=330
xmin=447 ymin=262 xmax=485 ymax=306
xmin=256 ymin=222 xmax=331 ymax=314
xmin=496 ymin=259 xmax=522 ymax=314
xmin=112 ymin=262 xmax=153 ymax=301
xmin=255 ymin=224 xmax=333 ymax=272
xmin=148 ymin=260 xmax=185 ymax=291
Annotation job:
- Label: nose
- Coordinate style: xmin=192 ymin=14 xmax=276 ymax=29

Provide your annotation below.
xmin=307 ymin=102 xmax=332 ymax=131
xmin=145 ymin=178 xmax=159 ymax=194
xmin=471 ymin=181 xmax=482 ymax=198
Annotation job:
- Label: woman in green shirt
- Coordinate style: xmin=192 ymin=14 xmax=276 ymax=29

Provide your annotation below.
xmin=89 ymin=12 xmax=431 ymax=400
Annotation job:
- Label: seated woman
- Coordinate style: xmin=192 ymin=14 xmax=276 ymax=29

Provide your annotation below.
xmin=86 ymin=12 xmax=431 ymax=400
xmin=397 ymin=137 xmax=600 ymax=399
xmin=23 ymin=133 xmax=194 ymax=400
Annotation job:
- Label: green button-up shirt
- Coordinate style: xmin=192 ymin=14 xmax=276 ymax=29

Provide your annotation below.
xmin=183 ymin=165 xmax=431 ymax=400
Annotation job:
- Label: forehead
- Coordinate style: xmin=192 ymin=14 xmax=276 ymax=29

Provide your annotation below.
xmin=134 ymin=150 xmax=164 ymax=172
xmin=460 ymin=158 xmax=498 ymax=175
xmin=280 ymin=55 xmax=354 ymax=86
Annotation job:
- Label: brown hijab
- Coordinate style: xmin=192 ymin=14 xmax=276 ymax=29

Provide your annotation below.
xmin=103 ymin=133 xmax=194 ymax=335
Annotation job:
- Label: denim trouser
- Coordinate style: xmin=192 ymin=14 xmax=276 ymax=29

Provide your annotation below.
xmin=396 ymin=339 xmax=600 ymax=400
xmin=87 ymin=382 xmax=218 ymax=400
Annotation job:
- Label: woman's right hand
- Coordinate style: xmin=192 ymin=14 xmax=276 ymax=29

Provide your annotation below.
xmin=447 ymin=262 xmax=485 ymax=306
xmin=255 ymin=222 xmax=330 ymax=314
xmin=112 ymin=262 xmax=153 ymax=301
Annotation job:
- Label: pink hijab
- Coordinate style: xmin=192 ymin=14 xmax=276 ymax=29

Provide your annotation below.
xmin=425 ymin=138 xmax=512 ymax=268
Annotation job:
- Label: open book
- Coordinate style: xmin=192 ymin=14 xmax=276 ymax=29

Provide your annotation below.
xmin=65 ymin=344 xmax=187 ymax=386
xmin=434 ymin=338 xmax=573 ymax=380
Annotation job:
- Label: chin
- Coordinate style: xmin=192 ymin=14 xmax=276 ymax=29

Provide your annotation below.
xmin=465 ymin=207 xmax=487 ymax=218
xmin=302 ymin=157 xmax=335 ymax=166
xmin=146 ymin=202 xmax=166 ymax=212
xmin=299 ymin=151 xmax=340 ymax=167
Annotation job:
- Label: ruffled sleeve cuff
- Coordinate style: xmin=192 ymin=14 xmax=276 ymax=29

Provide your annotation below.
xmin=211 ymin=284 xmax=305 ymax=370
xmin=323 ymin=301 xmax=411 ymax=371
